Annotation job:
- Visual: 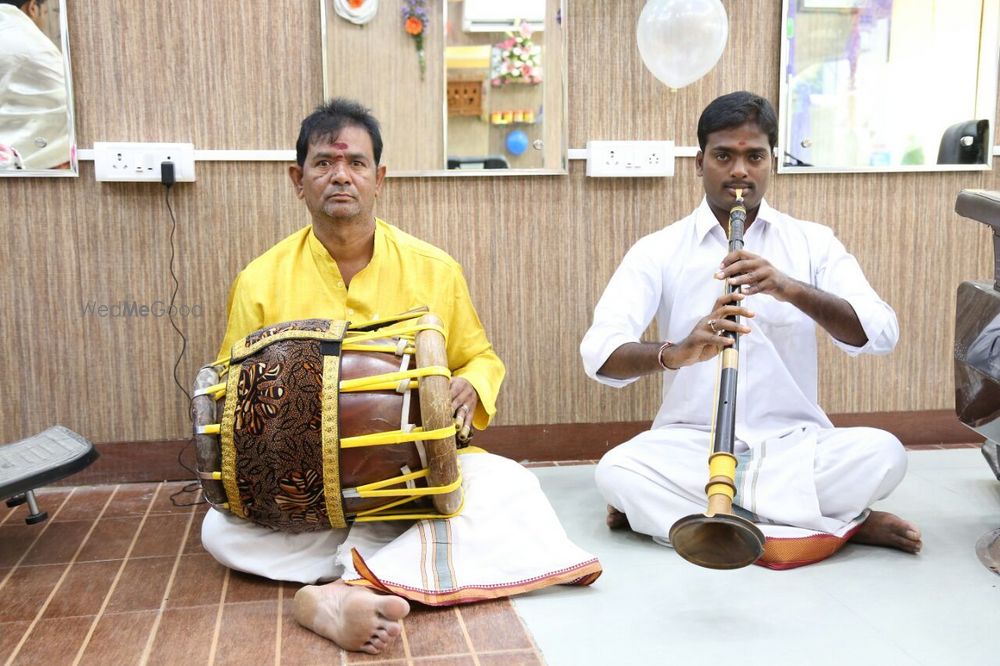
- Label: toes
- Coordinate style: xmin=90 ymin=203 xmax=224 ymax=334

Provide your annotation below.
xmin=384 ymin=623 xmax=402 ymax=638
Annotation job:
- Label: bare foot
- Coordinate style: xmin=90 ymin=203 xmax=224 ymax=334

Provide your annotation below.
xmin=293 ymin=580 xmax=410 ymax=654
xmin=606 ymin=505 xmax=631 ymax=530
xmin=850 ymin=510 xmax=922 ymax=554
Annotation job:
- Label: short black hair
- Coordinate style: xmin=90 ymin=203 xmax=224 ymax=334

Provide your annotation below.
xmin=295 ymin=98 xmax=383 ymax=167
xmin=1 ymin=0 xmax=46 ymax=8
xmin=697 ymin=91 xmax=778 ymax=151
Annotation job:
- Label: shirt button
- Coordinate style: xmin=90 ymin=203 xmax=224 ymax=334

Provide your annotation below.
xmin=336 ymin=280 xmax=344 ymax=288
xmin=346 ymin=308 xmax=354 ymax=315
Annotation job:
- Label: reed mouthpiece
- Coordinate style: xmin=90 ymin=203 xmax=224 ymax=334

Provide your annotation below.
xmin=734 ymin=188 xmax=743 ymax=202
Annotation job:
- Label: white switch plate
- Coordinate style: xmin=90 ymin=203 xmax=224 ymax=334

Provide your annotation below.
xmin=585 ymin=140 xmax=675 ymax=177
xmin=93 ymin=142 xmax=196 ymax=182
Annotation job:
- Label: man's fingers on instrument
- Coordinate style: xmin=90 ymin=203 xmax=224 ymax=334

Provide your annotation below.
xmin=453 ymin=404 xmax=473 ymax=442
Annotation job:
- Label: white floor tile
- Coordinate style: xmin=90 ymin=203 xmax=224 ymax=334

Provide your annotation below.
xmin=515 ymin=449 xmax=1000 ymax=666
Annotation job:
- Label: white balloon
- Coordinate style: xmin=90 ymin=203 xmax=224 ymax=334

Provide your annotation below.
xmin=636 ymin=0 xmax=729 ymax=90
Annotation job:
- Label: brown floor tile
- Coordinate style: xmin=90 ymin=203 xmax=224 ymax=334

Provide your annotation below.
xmin=19 ymin=520 xmax=93 ymax=566
xmin=76 ymin=515 xmax=143 ymax=562
xmin=404 ymin=606 xmax=469 ymax=657
xmin=0 ymin=564 xmax=66 ymax=623
xmin=225 ymin=569 xmax=282 ymax=604
xmin=6 ymin=614 xmax=93 ymax=666
xmin=78 ymin=609 xmax=158 ymax=665
xmin=410 ymin=657 xmax=476 ymax=666
xmin=1 ymin=498 xmax=17 ymax=524
xmin=105 ymin=556 xmax=175 ymax=613
xmin=460 ymin=598 xmax=533 ymax=652
xmin=146 ymin=605 xmax=218 ymax=665
xmin=42 ymin=560 xmax=119 ymax=619
xmin=150 ymin=481 xmax=203 ymax=515
xmin=20 ymin=488 xmax=72 ymax=523
xmin=131 ymin=514 xmax=193 ymax=558
xmin=0 ymin=621 xmax=30 ymax=661
xmin=279 ymin=600 xmax=345 ymax=663
xmin=51 ymin=486 xmax=114 ymax=522
xmin=346 ymin=650 xmax=408 ymax=664
xmin=214 ymin=600 xmax=280 ymax=666
xmin=0 ymin=524 xmax=41 ymax=568
xmin=102 ymin=483 xmax=160 ymax=518
xmin=165 ymin=552 xmax=227 ymax=609
xmin=478 ymin=650 xmax=544 ymax=666
xmin=185 ymin=507 xmax=208 ymax=553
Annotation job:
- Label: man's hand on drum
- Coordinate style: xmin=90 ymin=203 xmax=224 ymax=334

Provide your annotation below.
xmin=450 ymin=376 xmax=477 ymax=442
xmin=665 ymin=292 xmax=754 ymax=369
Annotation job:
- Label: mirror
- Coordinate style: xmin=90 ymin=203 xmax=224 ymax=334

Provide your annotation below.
xmin=321 ymin=0 xmax=566 ymax=176
xmin=0 ymin=0 xmax=77 ymax=177
xmin=777 ymin=0 xmax=999 ymax=173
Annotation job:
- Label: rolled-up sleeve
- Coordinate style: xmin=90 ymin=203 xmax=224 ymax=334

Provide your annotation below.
xmin=815 ymin=235 xmax=899 ymax=356
xmin=580 ymin=238 xmax=664 ymax=387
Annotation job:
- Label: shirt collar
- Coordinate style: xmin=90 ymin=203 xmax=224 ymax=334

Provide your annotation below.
xmin=694 ymin=196 xmax=778 ymax=243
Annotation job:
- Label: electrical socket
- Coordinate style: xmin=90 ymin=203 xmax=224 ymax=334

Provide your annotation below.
xmin=93 ymin=142 xmax=196 ymax=182
xmin=585 ymin=140 xmax=675 ymax=177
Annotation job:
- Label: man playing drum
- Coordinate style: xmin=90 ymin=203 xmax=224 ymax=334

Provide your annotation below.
xmin=580 ymin=91 xmax=922 ymax=569
xmin=204 ymin=98 xmax=601 ymax=654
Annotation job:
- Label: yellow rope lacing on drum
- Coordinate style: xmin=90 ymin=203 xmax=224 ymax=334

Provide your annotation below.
xmin=193 ymin=368 xmax=455 ymax=446
xmin=352 ymin=467 xmax=463 ymax=496
xmin=194 ymin=383 xmax=227 ymax=401
xmin=352 ymin=494 xmax=465 ymax=522
xmin=202 ymin=316 xmax=459 ymax=522
xmin=341 ymin=343 xmax=416 ymax=355
xmin=348 ymin=464 xmax=466 ymax=522
xmin=342 ymin=322 xmax=447 ymax=345
xmin=339 ymin=365 xmax=450 ymax=393
xmin=341 ymin=424 xmax=458 ymax=448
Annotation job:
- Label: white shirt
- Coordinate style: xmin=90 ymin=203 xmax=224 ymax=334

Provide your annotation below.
xmin=0 ymin=4 xmax=70 ymax=170
xmin=580 ymin=198 xmax=898 ymax=445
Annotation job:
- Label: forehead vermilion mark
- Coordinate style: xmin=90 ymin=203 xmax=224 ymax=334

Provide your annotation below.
xmin=332 ymin=142 xmax=349 ymax=150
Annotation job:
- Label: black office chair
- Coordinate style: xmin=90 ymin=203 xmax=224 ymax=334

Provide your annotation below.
xmin=1 ymin=426 xmax=98 ymax=524
xmin=447 ymin=155 xmax=510 ymax=170
xmin=937 ymin=119 xmax=990 ymax=164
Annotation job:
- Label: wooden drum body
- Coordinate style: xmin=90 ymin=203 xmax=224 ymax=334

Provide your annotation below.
xmin=192 ymin=313 xmax=462 ymax=532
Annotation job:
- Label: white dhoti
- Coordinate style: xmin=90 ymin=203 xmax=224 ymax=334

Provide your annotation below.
xmin=595 ymin=425 xmax=907 ymax=568
xmin=202 ymin=450 xmax=602 ymax=604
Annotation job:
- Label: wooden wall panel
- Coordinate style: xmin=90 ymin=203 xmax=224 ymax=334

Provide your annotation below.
xmin=323 ymin=0 xmax=445 ymax=170
xmin=1 ymin=0 xmax=997 ymax=445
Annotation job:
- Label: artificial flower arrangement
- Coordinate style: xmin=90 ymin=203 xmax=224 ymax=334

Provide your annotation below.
xmin=401 ymin=0 xmax=428 ymax=79
xmin=491 ymin=20 xmax=543 ymax=87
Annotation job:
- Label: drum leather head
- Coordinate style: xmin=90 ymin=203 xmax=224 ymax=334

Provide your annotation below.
xmin=669 ymin=512 xmax=766 ymax=570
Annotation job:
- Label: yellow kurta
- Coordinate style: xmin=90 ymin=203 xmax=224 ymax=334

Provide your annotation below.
xmin=216 ymin=218 xmax=505 ymax=429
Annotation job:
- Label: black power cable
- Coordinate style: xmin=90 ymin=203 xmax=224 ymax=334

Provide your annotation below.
xmin=161 ymin=161 xmax=204 ymax=507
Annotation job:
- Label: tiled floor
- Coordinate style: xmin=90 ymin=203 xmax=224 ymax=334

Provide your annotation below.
xmin=515 ymin=446 xmax=1000 ymax=666
xmin=0 ymin=482 xmax=543 ymax=665
xmin=2 ymin=444 xmax=997 ymax=666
